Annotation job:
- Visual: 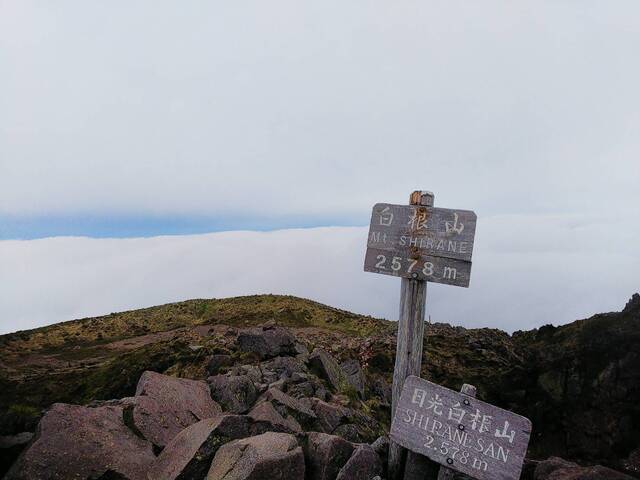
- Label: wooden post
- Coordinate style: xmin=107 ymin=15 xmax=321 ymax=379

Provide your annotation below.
xmin=388 ymin=190 xmax=434 ymax=480
xmin=436 ymin=384 xmax=477 ymax=480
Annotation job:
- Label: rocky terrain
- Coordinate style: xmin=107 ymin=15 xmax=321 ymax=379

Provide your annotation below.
xmin=0 ymin=293 xmax=639 ymax=479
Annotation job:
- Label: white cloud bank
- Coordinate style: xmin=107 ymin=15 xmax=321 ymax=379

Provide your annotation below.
xmin=1 ymin=1 xmax=639 ymax=334
xmin=1 ymin=215 xmax=637 ymax=335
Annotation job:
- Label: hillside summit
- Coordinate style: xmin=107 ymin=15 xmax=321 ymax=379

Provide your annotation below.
xmin=1 ymin=294 xmax=639 ymax=479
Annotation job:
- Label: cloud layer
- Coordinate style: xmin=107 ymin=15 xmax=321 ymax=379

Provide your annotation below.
xmin=1 ymin=2 xmax=638 ymax=334
xmin=1 ymin=1 xmax=639 ymax=223
xmin=1 ymin=215 xmax=637 ymax=335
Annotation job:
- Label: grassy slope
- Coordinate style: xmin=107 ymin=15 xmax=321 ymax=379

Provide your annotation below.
xmin=0 ymin=295 xmax=391 ymax=424
xmin=1 ymin=294 xmax=387 ymax=354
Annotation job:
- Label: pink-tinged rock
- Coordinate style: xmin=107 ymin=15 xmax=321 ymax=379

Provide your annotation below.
xmin=304 ymin=398 xmax=349 ymax=434
xmin=248 ymin=400 xmax=302 ymax=434
xmin=4 ymin=403 xmax=155 ymax=480
xmin=207 ymin=432 xmax=304 ymax=480
xmin=255 ymin=388 xmax=316 ymax=430
xmin=303 ymin=432 xmax=354 ymax=480
xmin=147 ymin=415 xmax=251 ymax=480
xmin=336 ymin=444 xmax=383 ymax=480
xmin=208 ymin=374 xmax=257 ymax=414
xmin=130 ymin=371 xmax=221 ymax=448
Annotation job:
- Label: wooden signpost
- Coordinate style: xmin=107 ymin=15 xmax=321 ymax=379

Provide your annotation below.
xmin=391 ymin=376 xmax=532 ymax=480
xmin=364 ymin=191 xmax=531 ymax=480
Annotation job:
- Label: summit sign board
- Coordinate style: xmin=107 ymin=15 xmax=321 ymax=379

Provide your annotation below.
xmin=390 ymin=376 xmax=532 ymax=480
xmin=364 ymin=203 xmax=477 ymax=287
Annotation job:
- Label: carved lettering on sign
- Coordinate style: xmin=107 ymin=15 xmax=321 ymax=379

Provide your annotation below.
xmin=364 ymin=203 xmax=477 ymax=287
xmin=390 ymin=376 xmax=532 ymax=480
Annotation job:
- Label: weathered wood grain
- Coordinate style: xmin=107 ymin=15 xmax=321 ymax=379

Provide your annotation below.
xmin=388 ymin=191 xmax=432 ymax=480
xmin=364 ymin=247 xmax=472 ymax=287
xmin=390 ymin=376 xmax=532 ymax=480
xmin=367 ymin=203 xmax=477 ymax=262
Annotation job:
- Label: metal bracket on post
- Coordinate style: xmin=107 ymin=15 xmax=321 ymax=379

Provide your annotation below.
xmin=388 ymin=190 xmax=434 ymax=480
xmin=409 ymin=190 xmax=435 ymax=208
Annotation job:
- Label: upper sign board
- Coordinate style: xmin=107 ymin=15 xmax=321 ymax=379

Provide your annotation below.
xmin=390 ymin=376 xmax=532 ymax=480
xmin=364 ymin=203 xmax=477 ymax=287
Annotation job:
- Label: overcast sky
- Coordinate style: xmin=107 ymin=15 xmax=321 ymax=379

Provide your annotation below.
xmin=1 ymin=1 xmax=639 ymax=334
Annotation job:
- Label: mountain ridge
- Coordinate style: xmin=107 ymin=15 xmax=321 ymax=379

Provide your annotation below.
xmin=1 ymin=293 xmax=639 ymax=476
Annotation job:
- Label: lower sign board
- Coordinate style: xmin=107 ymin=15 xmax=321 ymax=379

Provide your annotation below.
xmin=390 ymin=376 xmax=532 ymax=480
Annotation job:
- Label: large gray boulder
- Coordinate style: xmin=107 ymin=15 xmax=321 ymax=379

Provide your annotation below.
xmin=128 ymin=371 xmax=222 ymax=449
xmin=243 ymin=355 xmax=309 ymax=387
xmin=237 ymin=326 xmax=297 ymax=359
xmin=255 ymin=388 xmax=316 ymax=430
xmin=5 ymin=403 xmax=155 ymax=480
xmin=207 ymin=432 xmax=304 ymax=479
xmin=248 ymin=401 xmax=302 ymax=434
xmin=336 ymin=444 xmax=383 ymax=480
xmin=302 ymin=398 xmax=349 ymax=434
xmin=231 ymin=365 xmax=264 ymax=385
xmin=208 ymin=374 xmax=258 ymax=414
xmin=332 ymin=424 xmax=361 ymax=443
xmin=340 ymin=359 xmax=365 ymax=398
xmin=303 ymin=432 xmax=354 ymax=480
xmin=371 ymin=436 xmax=389 ymax=465
xmin=262 ymin=356 xmax=308 ymax=379
xmin=308 ymin=348 xmax=347 ymax=392
xmin=286 ymin=373 xmax=329 ymax=401
xmin=147 ymin=415 xmax=251 ymax=480
xmin=206 ymin=354 xmax=233 ymax=376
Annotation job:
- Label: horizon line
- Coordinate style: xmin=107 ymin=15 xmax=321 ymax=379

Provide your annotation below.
xmin=0 ymin=214 xmax=366 ymax=241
